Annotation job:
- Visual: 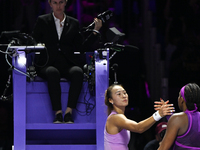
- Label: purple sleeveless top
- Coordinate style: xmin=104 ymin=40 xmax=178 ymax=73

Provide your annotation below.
xmin=173 ymin=110 xmax=200 ymax=150
xmin=104 ymin=111 xmax=130 ymax=150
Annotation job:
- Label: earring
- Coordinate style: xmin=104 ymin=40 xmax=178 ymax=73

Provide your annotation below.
xmin=111 ymin=102 xmax=113 ymax=105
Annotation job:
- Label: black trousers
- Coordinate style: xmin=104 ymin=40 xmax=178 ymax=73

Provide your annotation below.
xmin=38 ymin=52 xmax=84 ymax=111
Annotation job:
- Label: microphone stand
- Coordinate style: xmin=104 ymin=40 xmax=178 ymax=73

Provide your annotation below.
xmin=111 ymin=63 xmax=118 ymax=84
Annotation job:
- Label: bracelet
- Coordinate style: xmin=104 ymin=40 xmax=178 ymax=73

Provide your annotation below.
xmin=93 ymin=29 xmax=100 ymax=35
xmin=153 ymin=111 xmax=162 ymax=121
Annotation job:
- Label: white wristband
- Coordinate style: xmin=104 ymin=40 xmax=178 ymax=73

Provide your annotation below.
xmin=153 ymin=111 xmax=162 ymax=121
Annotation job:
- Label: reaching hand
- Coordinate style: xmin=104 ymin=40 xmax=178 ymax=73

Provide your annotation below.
xmin=154 ymin=98 xmax=169 ymax=111
xmin=154 ymin=98 xmax=175 ymax=117
xmin=159 ymin=103 xmax=175 ymax=117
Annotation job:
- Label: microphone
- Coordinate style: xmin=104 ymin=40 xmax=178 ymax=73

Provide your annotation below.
xmin=116 ymin=44 xmax=139 ymax=51
xmin=111 ymin=63 xmax=118 ymax=72
xmin=104 ymin=42 xmax=139 ymax=51
xmin=86 ymin=10 xmax=113 ymax=29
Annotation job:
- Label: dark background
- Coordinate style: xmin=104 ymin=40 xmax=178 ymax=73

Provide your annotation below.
xmin=1 ymin=0 xmax=200 ymax=149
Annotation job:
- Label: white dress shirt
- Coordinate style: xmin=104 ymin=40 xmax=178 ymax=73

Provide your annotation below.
xmin=52 ymin=13 xmax=66 ymax=40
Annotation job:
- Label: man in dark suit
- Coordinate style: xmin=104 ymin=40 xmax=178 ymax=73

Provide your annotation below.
xmin=32 ymin=0 xmax=102 ymax=123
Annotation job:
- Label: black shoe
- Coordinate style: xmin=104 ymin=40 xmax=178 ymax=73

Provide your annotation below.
xmin=53 ymin=113 xmax=63 ymax=123
xmin=64 ymin=113 xmax=74 ymax=123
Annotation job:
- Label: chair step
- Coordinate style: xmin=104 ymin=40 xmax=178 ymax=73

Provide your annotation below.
xmin=26 ymin=145 xmax=96 ymax=150
xmin=26 ymin=123 xmax=96 ymax=129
